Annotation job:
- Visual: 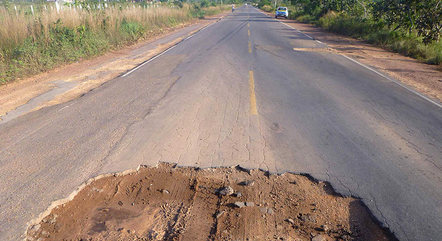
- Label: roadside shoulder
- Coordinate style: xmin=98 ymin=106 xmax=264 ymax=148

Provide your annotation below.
xmin=260 ymin=9 xmax=441 ymax=104
xmin=0 ymin=14 xmax=227 ymax=122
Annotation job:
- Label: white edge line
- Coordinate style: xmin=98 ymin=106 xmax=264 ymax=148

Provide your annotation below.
xmin=281 ymin=21 xmax=313 ymax=39
xmin=256 ymin=9 xmax=314 ymax=40
xmin=268 ymin=14 xmax=313 ymax=39
xmin=341 ymin=55 xmax=441 ymax=108
xmin=255 ymin=8 xmax=441 ymax=108
xmin=121 ymin=21 xmax=217 ymax=78
xmin=57 ymin=105 xmax=70 ymax=112
xmin=121 ymin=45 xmax=176 ymax=77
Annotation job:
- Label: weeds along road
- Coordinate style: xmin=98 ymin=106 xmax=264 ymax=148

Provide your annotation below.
xmin=0 ymin=5 xmax=441 ymax=241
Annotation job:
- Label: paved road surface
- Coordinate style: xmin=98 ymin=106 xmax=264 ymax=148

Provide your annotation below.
xmin=1 ymin=6 xmax=441 ymax=241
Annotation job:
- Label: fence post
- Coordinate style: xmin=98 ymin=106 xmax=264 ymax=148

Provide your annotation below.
xmin=55 ymin=1 xmax=60 ymax=14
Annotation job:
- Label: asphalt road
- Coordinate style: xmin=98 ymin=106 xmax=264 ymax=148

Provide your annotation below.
xmin=1 ymin=6 xmax=441 ymax=241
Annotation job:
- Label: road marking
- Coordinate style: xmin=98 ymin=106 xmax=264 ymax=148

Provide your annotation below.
xmin=121 ymin=45 xmax=177 ymax=77
xmin=281 ymin=21 xmax=313 ymax=39
xmin=248 ymin=41 xmax=252 ymax=53
xmin=248 ymin=23 xmax=250 ymax=27
xmin=121 ymin=19 xmax=219 ymax=78
xmin=256 ymin=9 xmax=314 ymax=40
xmin=248 ymin=29 xmax=250 ymax=37
xmin=256 ymin=8 xmax=441 ymax=108
xmin=249 ymin=70 xmax=258 ymax=115
xmin=340 ymin=55 xmax=442 ymax=108
xmin=57 ymin=105 xmax=70 ymax=112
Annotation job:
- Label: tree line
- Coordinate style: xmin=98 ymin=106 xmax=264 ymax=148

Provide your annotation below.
xmin=285 ymin=0 xmax=440 ymax=44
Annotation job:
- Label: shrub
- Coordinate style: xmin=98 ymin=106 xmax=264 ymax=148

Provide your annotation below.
xmin=200 ymin=0 xmax=210 ymax=8
xmin=261 ymin=5 xmax=273 ymax=12
xmin=296 ymin=14 xmax=316 ymax=23
xmin=257 ymin=0 xmax=271 ymax=9
xmin=315 ymin=12 xmax=441 ymax=64
xmin=120 ymin=19 xmax=145 ymax=42
xmin=190 ymin=3 xmax=205 ymax=19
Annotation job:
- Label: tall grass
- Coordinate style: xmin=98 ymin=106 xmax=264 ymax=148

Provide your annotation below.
xmin=0 ymin=3 xmax=228 ymax=84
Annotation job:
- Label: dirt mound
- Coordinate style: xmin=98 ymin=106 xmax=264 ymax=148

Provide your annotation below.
xmin=26 ymin=163 xmax=393 ymax=240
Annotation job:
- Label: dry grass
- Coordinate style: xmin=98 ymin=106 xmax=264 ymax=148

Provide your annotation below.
xmin=0 ymin=3 xmax=229 ymax=83
xmin=0 ymin=4 xmax=192 ymax=51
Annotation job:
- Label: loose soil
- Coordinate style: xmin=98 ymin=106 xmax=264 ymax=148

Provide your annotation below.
xmin=26 ymin=163 xmax=393 ymax=241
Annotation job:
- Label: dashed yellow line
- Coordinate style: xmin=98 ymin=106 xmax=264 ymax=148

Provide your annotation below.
xmin=249 ymin=70 xmax=258 ymax=115
xmin=248 ymin=23 xmax=251 ymax=53
xmin=247 ymin=24 xmax=256 ymax=114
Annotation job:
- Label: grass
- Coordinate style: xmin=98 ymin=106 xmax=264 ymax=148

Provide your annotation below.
xmin=259 ymin=6 xmax=441 ymax=65
xmin=0 ymin=3 xmax=229 ymax=84
xmin=316 ymin=12 xmax=441 ymax=64
xmin=260 ymin=5 xmax=273 ymax=12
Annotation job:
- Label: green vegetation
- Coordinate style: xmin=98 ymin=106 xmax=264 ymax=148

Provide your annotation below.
xmin=257 ymin=0 xmax=441 ymax=65
xmin=0 ymin=1 xmax=229 ymax=84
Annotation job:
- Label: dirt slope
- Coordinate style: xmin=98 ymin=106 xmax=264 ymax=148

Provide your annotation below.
xmin=26 ymin=163 xmax=393 ymax=241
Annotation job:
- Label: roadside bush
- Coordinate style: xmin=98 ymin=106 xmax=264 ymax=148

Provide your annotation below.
xmin=120 ymin=19 xmax=145 ymax=42
xmin=315 ymin=12 xmax=442 ymax=64
xmin=257 ymin=0 xmax=271 ymax=9
xmin=261 ymin=5 xmax=273 ymax=12
xmin=318 ymin=12 xmax=381 ymax=38
xmin=427 ymin=54 xmax=441 ymax=65
xmin=285 ymin=0 xmax=441 ymax=65
xmin=296 ymin=14 xmax=316 ymax=23
xmin=200 ymin=0 xmax=210 ymax=8
xmin=203 ymin=5 xmax=230 ymax=16
xmin=190 ymin=3 xmax=205 ymax=19
xmin=173 ymin=1 xmax=183 ymax=8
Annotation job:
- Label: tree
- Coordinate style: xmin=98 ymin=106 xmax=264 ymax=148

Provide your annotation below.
xmin=373 ymin=0 xmax=441 ymax=43
xmin=415 ymin=0 xmax=441 ymax=43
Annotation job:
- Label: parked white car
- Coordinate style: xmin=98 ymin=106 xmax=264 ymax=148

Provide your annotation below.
xmin=275 ymin=7 xmax=288 ymax=19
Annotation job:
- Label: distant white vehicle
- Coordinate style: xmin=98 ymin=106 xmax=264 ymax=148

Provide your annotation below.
xmin=275 ymin=7 xmax=288 ymax=19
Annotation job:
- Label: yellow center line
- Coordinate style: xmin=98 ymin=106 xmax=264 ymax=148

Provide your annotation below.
xmin=248 ymin=23 xmax=250 ymax=27
xmin=249 ymin=70 xmax=258 ymax=115
xmin=248 ymin=29 xmax=250 ymax=37
xmin=248 ymin=41 xmax=252 ymax=53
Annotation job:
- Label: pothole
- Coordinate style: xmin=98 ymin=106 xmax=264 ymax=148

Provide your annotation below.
xmin=26 ymin=163 xmax=395 ymax=241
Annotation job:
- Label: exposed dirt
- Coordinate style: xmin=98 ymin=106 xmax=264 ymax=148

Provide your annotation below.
xmin=264 ymin=11 xmax=442 ymax=103
xmin=26 ymin=163 xmax=393 ymax=241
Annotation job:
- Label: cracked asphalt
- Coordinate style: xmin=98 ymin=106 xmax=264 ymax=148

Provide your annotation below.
xmin=0 ymin=6 xmax=441 ymax=241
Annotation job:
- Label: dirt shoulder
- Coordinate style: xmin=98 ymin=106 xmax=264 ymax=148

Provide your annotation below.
xmin=265 ymin=11 xmax=442 ymax=103
xmin=26 ymin=163 xmax=394 ymax=241
xmin=0 ymin=14 xmax=226 ymax=122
